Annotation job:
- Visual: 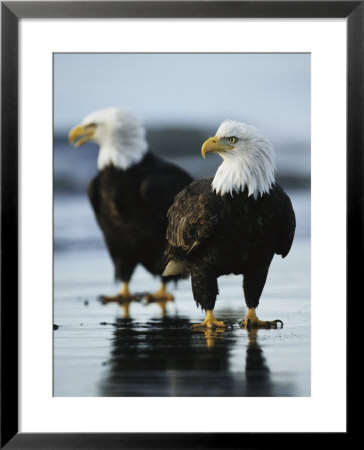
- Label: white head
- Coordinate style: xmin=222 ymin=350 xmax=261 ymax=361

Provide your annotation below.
xmin=201 ymin=120 xmax=276 ymax=198
xmin=68 ymin=107 xmax=148 ymax=170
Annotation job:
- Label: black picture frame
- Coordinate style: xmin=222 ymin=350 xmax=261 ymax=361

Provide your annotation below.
xmin=1 ymin=1 xmax=358 ymax=448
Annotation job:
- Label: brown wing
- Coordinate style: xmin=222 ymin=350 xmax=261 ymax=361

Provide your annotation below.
xmin=273 ymin=185 xmax=296 ymax=258
xmin=165 ymin=178 xmax=223 ymax=259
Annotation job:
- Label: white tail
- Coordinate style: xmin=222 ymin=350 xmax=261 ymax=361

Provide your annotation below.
xmin=162 ymin=260 xmax=185 ymax=276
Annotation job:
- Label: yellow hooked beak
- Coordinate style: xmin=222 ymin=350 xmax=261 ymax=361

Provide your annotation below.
xmin=68 ymin=124 xmax=96 ymax=148
xmin=201 ymin=136 xmax=234 ymax=159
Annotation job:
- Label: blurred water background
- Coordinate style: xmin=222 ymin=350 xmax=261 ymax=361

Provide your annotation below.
xmin=53 ymin=53 xmax=310 ymax=397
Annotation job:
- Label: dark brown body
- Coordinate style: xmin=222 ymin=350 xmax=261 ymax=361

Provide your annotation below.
xmin=165 ymin=177 xmax=296 ymax=311
xmin=88 ymin=151 xmax=193 ymax=283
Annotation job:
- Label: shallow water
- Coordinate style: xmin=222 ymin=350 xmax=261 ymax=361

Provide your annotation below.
xmin=53 ymin=189 xmax=310 ymax=397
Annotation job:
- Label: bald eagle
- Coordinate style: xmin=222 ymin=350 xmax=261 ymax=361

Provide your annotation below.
xmin=163 ymin=120 xmax=295 ymax=328
xmin=69 ymin=108 xmax=193 ymax=312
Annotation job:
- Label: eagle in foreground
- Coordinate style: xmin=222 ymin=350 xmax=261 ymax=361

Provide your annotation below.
xmin=163 ymin=120 xmax=296 ymax=328
xmin=69 ymin=108 xmax=193 ymax=312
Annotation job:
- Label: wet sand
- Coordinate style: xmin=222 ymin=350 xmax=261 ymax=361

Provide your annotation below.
xmin=53 ymin=234 xmax=310 ymax=397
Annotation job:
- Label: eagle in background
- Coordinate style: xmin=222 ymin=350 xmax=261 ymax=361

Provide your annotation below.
xmin=163 ymin=120 xmax=296 ymax=328
xmin=69 ymin=107 xmax=193 ymax=314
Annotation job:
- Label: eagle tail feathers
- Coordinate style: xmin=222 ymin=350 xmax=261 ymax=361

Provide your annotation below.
xmin=162 ymin=260 xmax=189 ymax=279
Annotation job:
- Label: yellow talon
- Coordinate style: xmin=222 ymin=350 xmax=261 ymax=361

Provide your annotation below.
xmin=191 ymin=310 xmax=227 ymax=329
xmin=240 ymin=308 xmax=283 ymax=329
xmin=119 ymin=282 xmax=136 ymax=299
xmin=101 ymin=282 xmax=137 ymax=304
xmin=144 ymin=283 xmax=174 ymax=316
xmin=145 ymin=283 xmax=174 ymax=302
xmin=100 ymin=294 xmax=121 ymax=303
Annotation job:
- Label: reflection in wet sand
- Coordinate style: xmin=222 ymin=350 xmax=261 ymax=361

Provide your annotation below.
xmin=144 ymin=296 xmax=174 ymax=317
xmin=99 ymin=315 xmax=294 ymax=397
xmin=101 ymin=293 xmax=174 ymax=318
xmin=245 ymin=328 xmax=272 ymax=396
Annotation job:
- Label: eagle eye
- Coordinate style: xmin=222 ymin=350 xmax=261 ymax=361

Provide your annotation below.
xmin=228 ymin=136 xmax=238 ymax=144
xmin=86 ymin=122 xmax=97 ymax=128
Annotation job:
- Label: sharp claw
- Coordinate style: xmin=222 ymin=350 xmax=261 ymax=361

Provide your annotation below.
xmin=239 ymin=318 xmax=284 ymax=329
xmin=272 ymin=319 xmax=284 ymax=328
xmin=223 ymin=320 xmax=234 ymax=329
xmin=246 ymin=318 xmax=252 ymax=330
xmin=100 ymin=296 xmax=118 ymax=304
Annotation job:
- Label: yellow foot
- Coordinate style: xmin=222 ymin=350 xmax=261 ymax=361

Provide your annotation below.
xmin=144 ymin=283 xmax=174 ymax=316
xmin=100 ymin=283 xmax=137 ymax=304
xmin=191 ymin=310 xmax=227 ymax=329
xmin=100 ymin=294 xmax=121 ymax=303
xmin=144 ymin=283 xmax=174 ymax=303
xmin=240 ymin=308 xmax=283 ymax=329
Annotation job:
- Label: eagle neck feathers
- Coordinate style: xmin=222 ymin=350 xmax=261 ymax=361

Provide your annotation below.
xmin=98 ymin=141 xmax=148 ymax=171
xmin=211 ymin=135 xmax=276 ymax=199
